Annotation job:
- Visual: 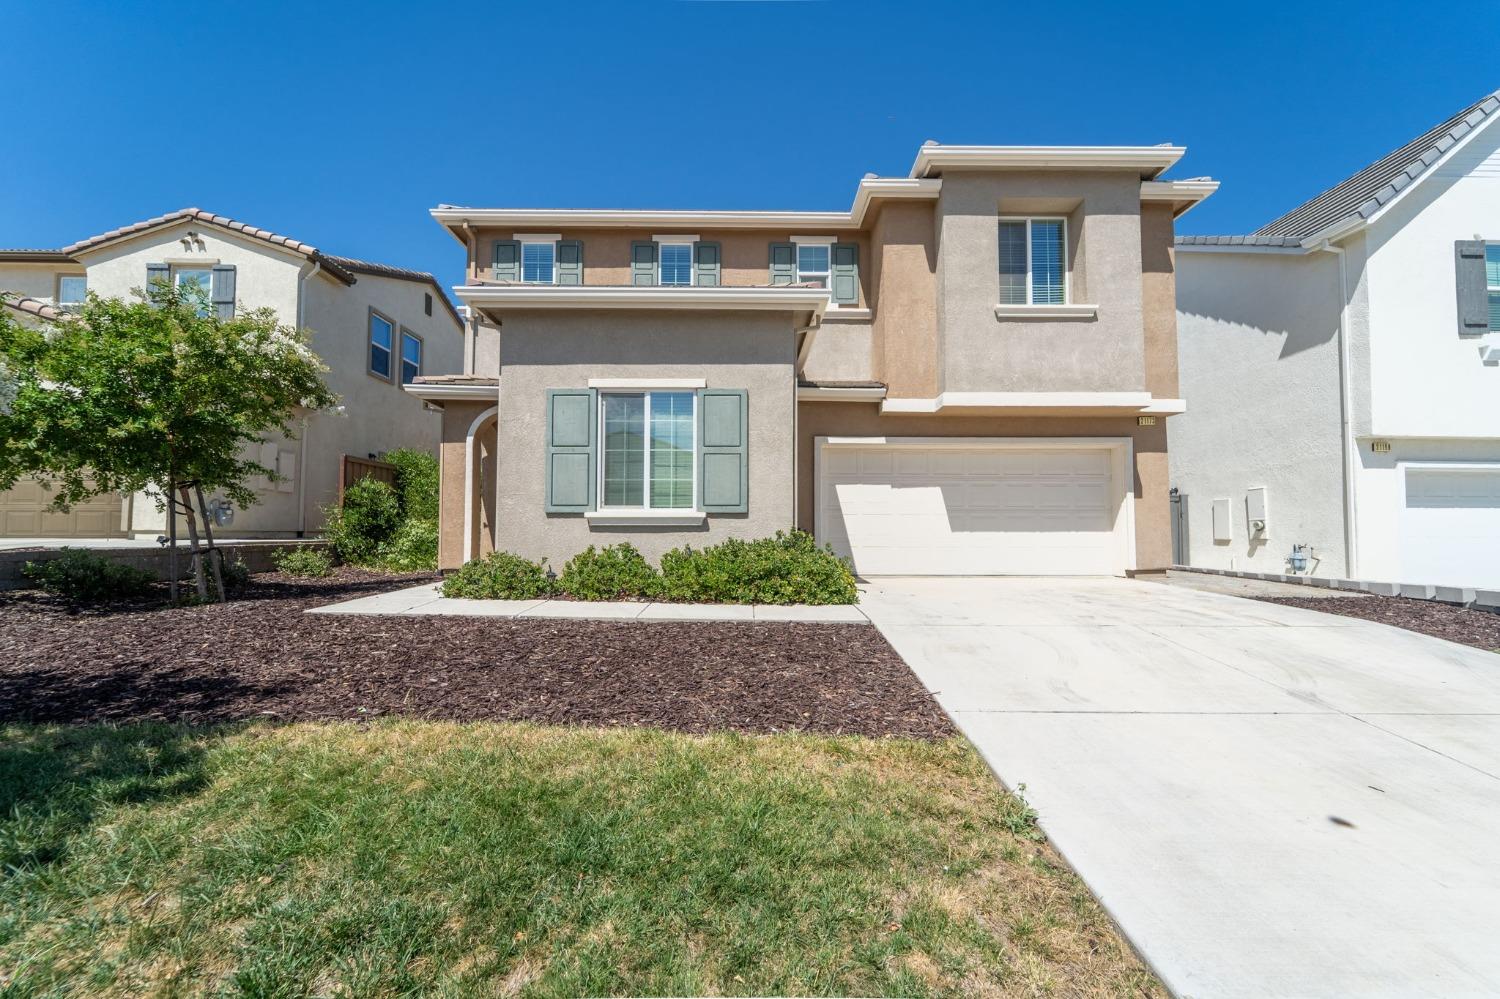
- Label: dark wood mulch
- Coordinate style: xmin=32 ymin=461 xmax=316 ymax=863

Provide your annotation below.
xmin=0 ymin=570 xmax=952 ymax=740
xmin=1255 ymin=595 xmax=1500 ymax=653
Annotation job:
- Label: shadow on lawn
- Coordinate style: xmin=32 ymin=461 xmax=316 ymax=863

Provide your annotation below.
xmin=0 ymin=724 xmax=212 ymax=873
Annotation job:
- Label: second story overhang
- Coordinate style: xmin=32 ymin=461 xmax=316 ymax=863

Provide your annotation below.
xmin=453 ymin=283 xmax=829 ymax=327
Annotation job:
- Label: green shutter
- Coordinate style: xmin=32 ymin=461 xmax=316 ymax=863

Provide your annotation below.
xmin=211 ymin=265 xmax=236 ymax=320
xmin=698 ymin=389 xmax=748 ymax=513
xmin=493 ymin=240 xmax=521 ymax=282
xmin=545 ymin=388 xmax=597 ymax=513
xmin=694 ymin=241 xmax=721 ymax=287
xmin=631 ymin=241 xmax=657 ymax=285
xmin=768 ymin=243 xmax=796 ymax=286
xmin=831 ymin=243 xmax=859 ymax=305
xmin=557 ymin=240 xmax=584 ymax=286
xmin=145 ymin=262 xmax=169 ymax=291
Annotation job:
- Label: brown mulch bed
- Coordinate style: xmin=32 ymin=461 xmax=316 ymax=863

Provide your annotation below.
xmin=1255 ymin=595 xmax=1500 ymax=653
xmin=0 ymin=570 xmax=951 ymax=739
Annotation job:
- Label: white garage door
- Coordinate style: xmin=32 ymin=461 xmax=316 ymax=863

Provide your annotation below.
xmin=1401 ymin=466 xmax=1500 ymax=589
xmin=817 ymin=443 xmax=1126 ymax=576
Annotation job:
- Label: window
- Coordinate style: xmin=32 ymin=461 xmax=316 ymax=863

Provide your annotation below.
xmin=1488 ymin=244 xmax=1500 ymax=332
xmin=369 ymin=311 xmax=394 ymax=379
xmin=795 ymin=243 xmax=831 ymax=289
xmin=998 ymin=218 xmax=1067 ymax=305
xmin=400 ymin=330 xmax=422 ymax=384
xmin=56 ymin=275 xmax=86 ymax=309
xmin=424 ymin=292 xmax=433 ymax=316
xmin=521 ymin=241 xmax=555 ymax=284
xmin=600 ymin=391 xmax=695 ymax=509
xmin=174 ymin=268 xmax=214 ymax=316
xmin=659 ymin=243 xmax=693 ymax=286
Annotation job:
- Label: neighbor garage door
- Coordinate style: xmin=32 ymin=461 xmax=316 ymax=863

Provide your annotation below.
xmin=1400 ymin=465 xmax=1500 ymax=589
xmin=0 ymin=477 xmax=125 ymax=538
xmin=816 ymin=441 xmax=1127 ymax=576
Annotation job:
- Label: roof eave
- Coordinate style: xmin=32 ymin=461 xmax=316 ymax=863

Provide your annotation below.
xmin=910 ymin=145 xmax=1187 ymax=180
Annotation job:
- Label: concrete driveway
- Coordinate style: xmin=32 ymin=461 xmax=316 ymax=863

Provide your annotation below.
xmin=860 ymin=576 xmax=1500 ymax=999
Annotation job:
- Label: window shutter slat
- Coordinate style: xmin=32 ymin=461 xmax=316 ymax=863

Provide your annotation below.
xmin=768 ymin=243 xmax=796 ymax=286
xmin=545 ymin=388 xmax=597 ymax=513
xmin=145 ymin=263 xmax=170 ymax=302
xmin=830 ymin=243 xmax=859 ymax=305
xmin=211 ymin=265 xmax=236 ymax=320
xmin=697 ymin=389 xmax=748 ymax=513
xmin=694 ymin=241 xmax=721 ymax=287
xmin=630 ymin=241 xmax=657 ymax=286
xmin=492 ymin=240 xmax=521 ymax=282
xmin=556 ymin=240 xmax=584 ymax=286
xmin=1455 ymin=240 xmax=1490 ymax=335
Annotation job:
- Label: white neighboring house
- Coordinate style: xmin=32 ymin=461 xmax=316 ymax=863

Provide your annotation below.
xmin=1172 ymin=90 xmax=1500 ymax=589
xmin=0 ymin=208 xmax=463 ymax=540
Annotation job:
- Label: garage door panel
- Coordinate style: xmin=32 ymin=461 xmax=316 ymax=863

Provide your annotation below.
xmin=0 ymin=477 xmax=124 ymax=539
xmin=819 ymin=444 xmax=1124 ymax=576
xmin=1401 ymin=467 xmax=1500 ymax=588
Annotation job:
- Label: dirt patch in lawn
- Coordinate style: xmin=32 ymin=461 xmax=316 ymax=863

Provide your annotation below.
xmin=0 ymin=571 xmax=951 ymax=739
xmin=1256 ymin=595 xmax=1500 ymax=653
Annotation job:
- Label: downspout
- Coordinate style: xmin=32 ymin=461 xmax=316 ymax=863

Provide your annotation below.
xmin=1312 ymin=240 xmax=1359 ymax=578
xmin=296 ymin=260 xmax=321 ymax=536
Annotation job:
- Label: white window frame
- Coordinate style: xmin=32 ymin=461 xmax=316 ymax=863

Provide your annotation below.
xmin=56 ymin=273 xmax=87 ymax=309
xmin=652 ymin=234 xmax=698 ymax=288
xmin=399 ymin=329 xmax=423 ymax=385
xmin=998 ymin=216 xmax=1069 ymax=305
xmin=516 ymin=236 xmax=558 ymax=285
xmin=596 ymin=390 xmax=698 ymax=513
xmin=790 ymin=234 xmax=837 ymax=303
xmin=172 ymin=266 xmax=215 ymax=316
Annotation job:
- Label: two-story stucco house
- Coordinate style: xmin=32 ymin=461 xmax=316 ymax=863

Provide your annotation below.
xmin=406 ymin=143 xmax=1215 ymax=576
xmin=0 ymin=208 xmax=463 ymax=539
xmin=1172 ymin=90 xmax=1500 ymax=590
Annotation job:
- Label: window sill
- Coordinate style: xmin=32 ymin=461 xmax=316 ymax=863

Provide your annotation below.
xmin=993 ymin=303 xmax=1099 ymax=320
xmin=585 ymin=509 xmax=707 ymax=527
xmin=822 ymin=307 xmax=872 ymax=321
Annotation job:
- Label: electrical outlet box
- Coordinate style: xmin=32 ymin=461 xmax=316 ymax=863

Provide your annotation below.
xmin=1212 ymin=498 xmax=1232 ymax=542
xmin=1246 ymin=487 xmax=1269 ymax=537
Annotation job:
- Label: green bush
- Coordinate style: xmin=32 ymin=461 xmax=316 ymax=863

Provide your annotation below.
xmin=272 ymin=546 xmax=334 ymax=578
xmin=559 ymin=543 xmax=662 ymax=601
xmin=22 ymin=548 xmax=156 ymax=602
xmin=381 ymin=519 xmax=439 ymax=572
xmin=385 ymin=448 xmax=440 ymax=523
xmin=324 ymin=477 xmax=401 ymax=564
xmin=659 ymin=531 xmax=858 ymax=605
xmin=442 ymin=551 xmax=556 ymax=600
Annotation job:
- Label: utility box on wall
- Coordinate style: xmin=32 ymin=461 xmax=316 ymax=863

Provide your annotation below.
xmin=1246 ymin=487 xmax=1269 ymax=538
xmin=1211 ymin=498 xmax=1232 ymax=543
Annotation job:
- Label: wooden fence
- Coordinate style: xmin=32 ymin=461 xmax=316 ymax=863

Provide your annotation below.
xmin=339 ymin=454 xmax=398 ymax=502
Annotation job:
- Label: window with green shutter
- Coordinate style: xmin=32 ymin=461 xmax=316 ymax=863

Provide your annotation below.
xmin=1487 ymin=245 xmax=1500 ymax=332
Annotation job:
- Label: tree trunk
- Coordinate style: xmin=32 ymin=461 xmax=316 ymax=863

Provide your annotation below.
xmin=165 ymin=480 xmax=180 ymax=604
xmin=178 ymin=484 xmax=208 ymax=602
xmin=194 ymin=483 xmax=227 ymax=603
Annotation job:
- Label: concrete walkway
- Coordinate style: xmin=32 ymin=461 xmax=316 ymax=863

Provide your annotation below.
xmin=859 ymin=576 xmax=1500 ymax=999
xmin=308 ymin=582 xmax=868 ymax=622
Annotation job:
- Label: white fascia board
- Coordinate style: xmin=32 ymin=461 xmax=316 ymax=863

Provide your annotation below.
xmin=797 ymin=386 xmax=888 ymax=402
xmin=1140 ymin=179 xmax=1219 ymax=218
xmin=879 ymin=391 xmax=1174 ymax=414
xmin=1174 ymin=243 xmax=1309 ymax=256
xmin=455 ymin=284 xmax=830 ymax=316
xmin=847 ymin=177 xmax=942 ymax=225
xmin=403 ymin=382 xmax=499 ymax=402
xmin=910 ymin=145 xmax=1186 ymax=180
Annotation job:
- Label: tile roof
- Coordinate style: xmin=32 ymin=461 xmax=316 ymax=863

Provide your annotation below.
xmin=411 ymin=374 xmax=497 ymax=385
xmin=1178 ymin=89 xmax=1500 ymax=248
xmin=797 ymin=378 xmax=886 ymax=389
xmin=1 ymin=294 xmax=70 ymax=322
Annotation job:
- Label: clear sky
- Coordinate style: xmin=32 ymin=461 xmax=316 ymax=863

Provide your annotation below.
xmin=3 ymin=0 xmax=1497 ymax=291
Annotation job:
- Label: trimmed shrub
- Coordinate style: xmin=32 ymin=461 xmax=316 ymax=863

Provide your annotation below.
xmin=324 ymin=477 xmax=401 ymax=565
xmin=442 ymin=551 xmax=556 ymax=600
xmin=273 ymin=546 xmax=334 ymax=578
xmin=659 ymin=530 xmax=858 ymax=605
xmin=385 ymin=448 xmax=440 ymax=523
xmin=22 ymin=548 xmax=156 ymax=602
xmin=559 ymin=543 xmax=662 ymax=601
xmin=381 ymin=519 xmax=439 ymax=572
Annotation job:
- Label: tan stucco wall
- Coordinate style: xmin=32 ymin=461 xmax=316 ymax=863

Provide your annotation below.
xmin=799 ymin=318 xmax=874 ymax=382
xmin=869 ymin=201 xmax=940 ymax=397
xmin=936 ymin=171 xmax=1147 ymax=393
xmin=0 ymin=262 xmax=71 ymax=305
xmin=796 ymin=403 xmax=1172 ymax=571
xmin=437 ymin=400 xmax=499 ymax=569
xmin=491 ymin=310 xmax=797 ymax=565
xmin=1139 ymin=203 xmax=1180 ymax=399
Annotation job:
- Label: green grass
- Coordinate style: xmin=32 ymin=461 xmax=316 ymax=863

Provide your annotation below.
xmin=0 ymin=722 xmax=1159 ymax=997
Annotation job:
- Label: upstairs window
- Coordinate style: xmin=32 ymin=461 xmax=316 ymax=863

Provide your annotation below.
xmin=521 ymin=241 xmax=556 ymax=284
xmin=56 ymin=275 xmax=86 ymax=309
xmin=998 ymin=218 xmax=1067 ymax=305
xmin=400 ymin=330 xmax=422 ymax=385
xmin=369 ymin=311 xmax=394 ymax=379
xmin=174 ymin=267 xmax=214 ymax=316
xmin=659 ymin=242 xmax=693 ymax=286
xmin=1488 ymin=244 xmax=1500 ymax=332
xmin=795 ymin=243 xmax=831 ymax=288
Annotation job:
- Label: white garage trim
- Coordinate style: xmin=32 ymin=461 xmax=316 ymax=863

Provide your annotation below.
xmin=815 ymin=436 xmax=1136 ymax=576
xmin=1396 ymin=460 xmax=1500 ymax=589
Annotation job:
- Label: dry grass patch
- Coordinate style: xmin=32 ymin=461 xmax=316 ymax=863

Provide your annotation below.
xmin=0 ymin=721 xmax=1160 ymax=997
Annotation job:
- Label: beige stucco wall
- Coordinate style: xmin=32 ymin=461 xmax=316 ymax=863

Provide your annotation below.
xmin=0 ymin=262 xmax=71 ymax=305
xmin=796 ymin=403 xmax=1172 ymax=571
xmin=936 ymin=170 xmax=1147 ymax=393
xmin=799 ymin=318 xmax=873 ymax=382
xmin=1139 ymin=203 xmax=1180 ymax=399
xmin=869 ymin=201 xmax=940 ymax=397
xmin=437 ymin=400 xmax=499 ymax=569
xmin=491 ymin=309 xmax=797 ymax=565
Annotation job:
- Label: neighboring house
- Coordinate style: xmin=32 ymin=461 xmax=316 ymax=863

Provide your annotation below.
xmin=1172 ymin=89 xmax=1500 ymax=589
xmin=0 ymin=208 xmax=463 ymax=539
xmin=407 ymin=143 xmax=1215 ymax=576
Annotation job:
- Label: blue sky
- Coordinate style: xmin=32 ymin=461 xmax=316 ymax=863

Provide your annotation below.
xmin=3 ymin=0 xmax=1497 ymax=290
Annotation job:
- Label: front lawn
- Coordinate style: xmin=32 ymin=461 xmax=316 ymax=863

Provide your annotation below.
xmin=0 ymin=721 xmax=1160 ymax=997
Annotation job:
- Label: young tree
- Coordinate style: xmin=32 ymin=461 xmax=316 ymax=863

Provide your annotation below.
xmin=0 ymin=283 xmax=337 ymax=601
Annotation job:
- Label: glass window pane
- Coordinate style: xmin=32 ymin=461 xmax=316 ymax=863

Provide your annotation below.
xmin=1489 ymin=291 xmax=1500 ymax=333
xmin=175 ymin=268 xmax=213 ymax=315
xmin=998 ymin=221 xmax=1027 ymax=305
xmin=796 ymin=244 xmax=829 ymax=276
xmin=370 ymin=315 xmax=393 ymax=377
xmin=659 ymin=243 xmax=693 ymax=286
xmin=1486 ymin=245 xmax=1500 ymax=288
xmin=400 ymin=332 xmax=421 ymax=384
xmin=370 ymin=315 xmax=392 ymax=349
xmin=602 ymin=394 xmax=645 ymax=507
xmin=57 ymin=275 xmax=86 ymax=305
xmin=648 ymin=392 xmax=695 ymax=509
xmin=522 ymin=242 xmax=555 ymax=283
xmin=1030 ymin=220 xmax=1065 ymax=305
